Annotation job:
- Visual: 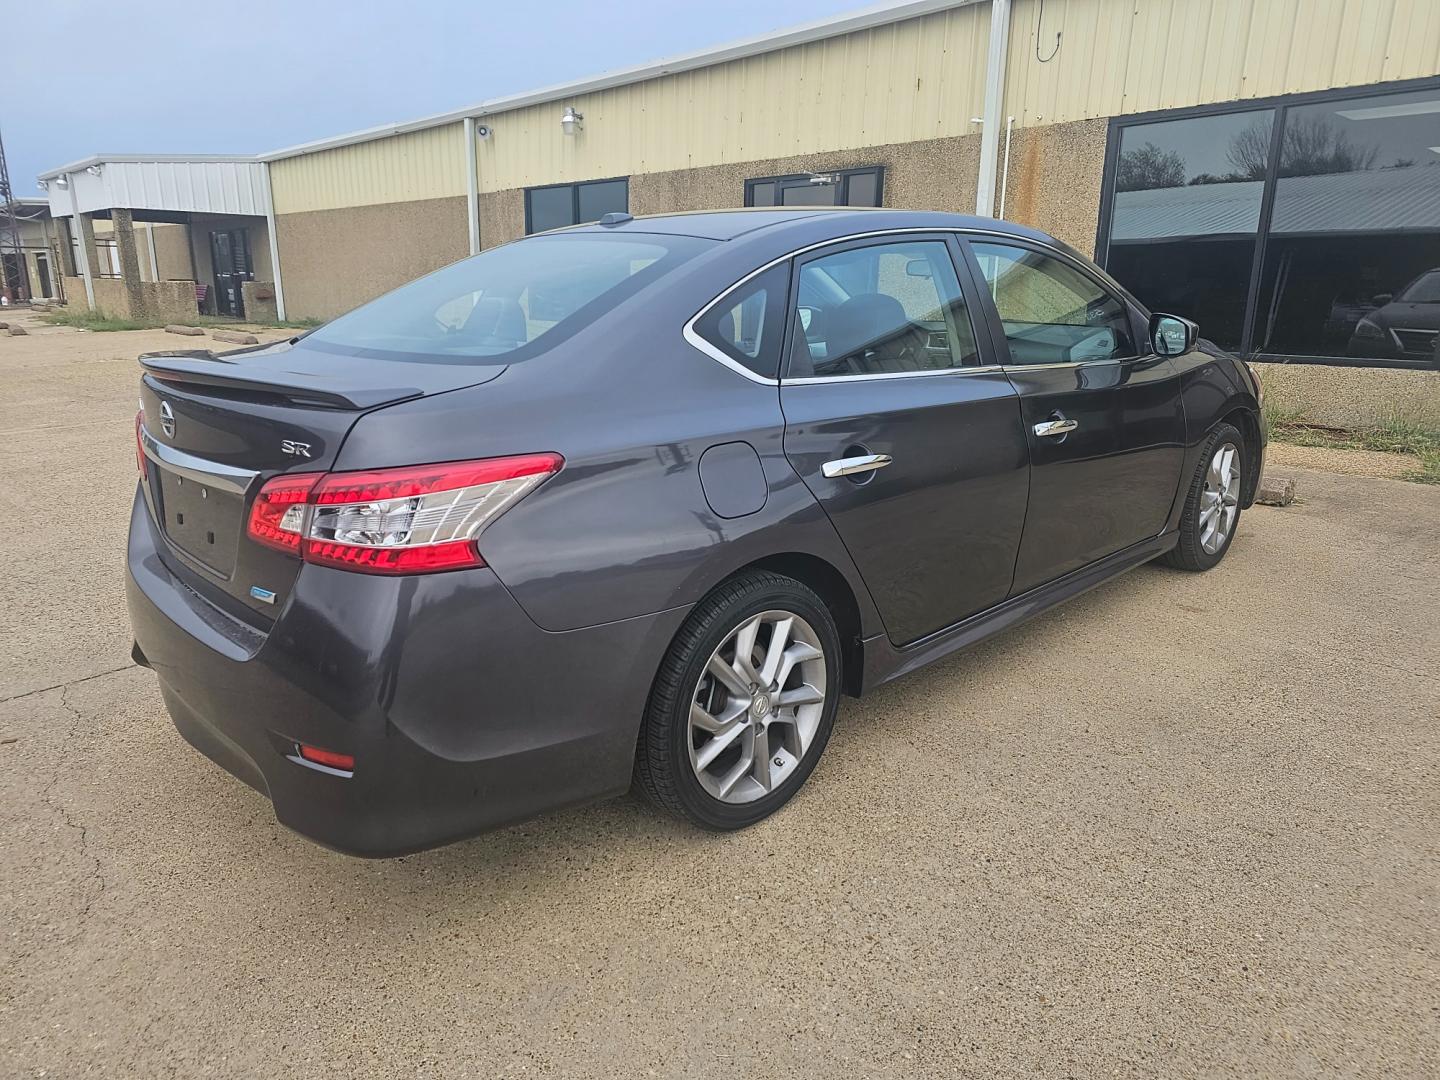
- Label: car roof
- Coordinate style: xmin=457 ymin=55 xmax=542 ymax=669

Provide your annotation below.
xmin=565 ymin=207 xmax=1060 ymax=245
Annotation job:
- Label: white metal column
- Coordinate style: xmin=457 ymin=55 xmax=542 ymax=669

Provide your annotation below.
xmin=65 ymin=174 xmax=95 ymax=309
xmin=259 ymin=162 xmax=287 ymax=321
xmin=975 ymin=0 xmax=1012 ymax=218
xmin=464 ymin=117 xmax=480 ymax=256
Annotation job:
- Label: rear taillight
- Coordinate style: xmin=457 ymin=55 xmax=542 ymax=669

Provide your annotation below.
xmin=245 ymin=454 xmax=562 ymax=575
xmin=247 ymin=473 xmax=321 ymax=553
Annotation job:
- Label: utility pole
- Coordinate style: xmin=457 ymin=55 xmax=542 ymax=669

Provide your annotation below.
xmin=0 ymin=123 xmax=30 ymax=302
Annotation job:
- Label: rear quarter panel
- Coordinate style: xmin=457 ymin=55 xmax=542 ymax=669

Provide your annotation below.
xmin=333 ymin=276 xmax=882 ymax=636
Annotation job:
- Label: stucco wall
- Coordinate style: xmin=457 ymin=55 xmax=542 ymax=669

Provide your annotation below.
xmin=1254 ymin=363 xmax=1440 ymax=431
xmin=275 ymin=195 xmax=469 ymax=319
xmin=995 ymin=117 xmax=1110 ymax=257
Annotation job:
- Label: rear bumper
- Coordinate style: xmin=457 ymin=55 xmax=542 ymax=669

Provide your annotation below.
xmin=125 ymin=490 xmax=687 ymax=856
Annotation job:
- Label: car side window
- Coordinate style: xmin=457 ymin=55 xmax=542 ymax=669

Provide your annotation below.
xmin=787 ymin=240 xmax=980 ymax=379
xmin=692 ymin=264 xmax=789 ymax=379
xmin=970 ymin=241 xmax=1135 ymax=365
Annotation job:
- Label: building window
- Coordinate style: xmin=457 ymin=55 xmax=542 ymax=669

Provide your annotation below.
xmin=525 ymin=177 xmax=629 ymax=234
xmin=1099 ymin=80 xmax=1440 ymax=367
xmin=745 ymin=167 xmax=884 ymax=209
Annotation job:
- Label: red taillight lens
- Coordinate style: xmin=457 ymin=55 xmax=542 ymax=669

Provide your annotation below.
xmin=245 ymin=454 xmax=562 ymax=575
xmin=247 ymin=473 xmax=321 ymax=552
xmin=296 ymin=743 xmax=355 ymax=772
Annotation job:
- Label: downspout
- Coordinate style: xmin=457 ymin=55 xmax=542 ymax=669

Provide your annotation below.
xmin=65 ymin=174 xmax=95 ymax=309
xmin=464 ymin=117 xmax=480 ymax=256
xmin=259 ymin=162 xmax=287 ymax=321
xmin=998 ymin=115 xmax=1015 ymax=220
xmin=974 ymin=0 xmax=1012 ymax=218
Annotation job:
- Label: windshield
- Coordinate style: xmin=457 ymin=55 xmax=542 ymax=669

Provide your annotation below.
xmin=301 ymin=233 xmax=710 ymax=364
xmin=1397 ymin=270 xmax=1440 ymax=304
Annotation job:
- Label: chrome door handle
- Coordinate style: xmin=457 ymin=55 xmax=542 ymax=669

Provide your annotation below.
xmin=1033 ymin=419 xmax=1079 ymax=437
xmin=822 ymin=453 xmax=893 ymax=479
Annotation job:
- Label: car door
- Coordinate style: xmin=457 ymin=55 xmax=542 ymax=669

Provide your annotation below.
xmin=779 ymin=234 xmax=1030 ymax=646
xmin=962 ymin=238 xmax=1186 ymax=595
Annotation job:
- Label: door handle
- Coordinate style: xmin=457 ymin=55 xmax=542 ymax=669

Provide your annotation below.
xmin=822 ymin=453 xmax=893 ymax=479
xmin=1033 ymin=418 xmax=1079 ymax=438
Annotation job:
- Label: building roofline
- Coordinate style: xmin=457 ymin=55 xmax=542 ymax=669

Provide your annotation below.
xmin=256 ymin=0 xmax=980 ymax=161
xmin=36 ymin=153 xmax=261 ymax=181
xmin=36 ymin=0 xmax=982 ymax=182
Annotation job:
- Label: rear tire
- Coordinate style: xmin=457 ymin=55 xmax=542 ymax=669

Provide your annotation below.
xmin=1163 ymin=422 xmax=1244 ymax=572
xmin=635 ymin=570 xmax=841 ymax=830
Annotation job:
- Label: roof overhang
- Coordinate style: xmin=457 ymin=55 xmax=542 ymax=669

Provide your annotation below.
xmin=38 ymin=157 xmax=269 ymax=218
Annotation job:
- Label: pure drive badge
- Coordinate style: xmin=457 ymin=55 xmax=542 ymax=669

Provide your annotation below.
xmin=249 ymin=586 xmax=277 ymax=605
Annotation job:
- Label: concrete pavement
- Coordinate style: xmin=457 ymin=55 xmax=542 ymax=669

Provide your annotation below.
xmin=2 ymin=319 xmax=1437 ymax=1078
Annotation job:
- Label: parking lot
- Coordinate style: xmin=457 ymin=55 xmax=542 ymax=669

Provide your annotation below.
xmin=2 ymin=313 xmax=1437 ymax=1079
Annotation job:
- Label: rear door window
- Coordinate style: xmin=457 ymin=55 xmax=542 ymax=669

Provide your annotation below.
xmin=786 ymin=239 xmax=980 ymax=378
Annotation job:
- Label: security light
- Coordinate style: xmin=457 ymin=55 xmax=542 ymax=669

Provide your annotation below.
xmin=54 ymin=175 xmax=68 ymax=188
xmin=561 ymin=107 xmax=583 ymax=137
xmin=86 ymin=165 xmax=103 ymax=176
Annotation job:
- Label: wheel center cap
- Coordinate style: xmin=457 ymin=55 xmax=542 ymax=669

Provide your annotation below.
xmin=751 ymin=693 xmax=772 ymax=717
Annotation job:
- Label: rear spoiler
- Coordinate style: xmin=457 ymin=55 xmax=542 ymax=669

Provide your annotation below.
xmin=138 ymin=351 xmax=423 ymax=410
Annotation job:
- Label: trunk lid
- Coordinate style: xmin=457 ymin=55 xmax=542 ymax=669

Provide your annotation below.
xmin=137 ymin=338 xmax=505 ymax=621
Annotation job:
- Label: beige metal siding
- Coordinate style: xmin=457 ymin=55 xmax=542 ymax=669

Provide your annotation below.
xmin=1004 ymin=0 xmax=1440 ymax=127
xmin=269 ymin=123 xmax=468 ymax=214
xmin=476 ymin=6 xmax=991 ymax=191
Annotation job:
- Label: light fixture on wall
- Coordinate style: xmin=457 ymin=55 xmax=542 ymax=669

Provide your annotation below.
xmin=561 ymin=107 xmax=583 ymax=137
xmin=85 ymin=164 xmax=103 ymax=176
xmin=54 ymin=175 xmax=68 ymax=188
xmin=37 ymin=179 xmax=48 ymax=191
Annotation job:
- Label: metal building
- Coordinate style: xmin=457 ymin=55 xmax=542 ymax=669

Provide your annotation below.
xmin=36 ymin=0 xmax=1440 ymax=388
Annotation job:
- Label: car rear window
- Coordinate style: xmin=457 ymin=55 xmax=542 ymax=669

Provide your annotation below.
xmin=300 ymin=233 xmax=711 ymax=365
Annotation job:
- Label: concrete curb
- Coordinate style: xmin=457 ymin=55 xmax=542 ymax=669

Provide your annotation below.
xmin=1257 ymin=475 xmax=1296 ymax=506
xmin=210 ymin=329 xmax=259 ymax=345
xmin=165 ymin=324 xmax=205 ymax=336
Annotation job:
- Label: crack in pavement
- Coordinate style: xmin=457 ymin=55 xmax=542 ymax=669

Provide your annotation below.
xmin=32 ymin=676 xmax=127 ymax=939
xmin=1 ymin=663 xmax=137 ymax=706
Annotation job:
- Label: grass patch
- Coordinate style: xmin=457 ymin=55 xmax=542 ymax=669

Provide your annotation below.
xmin=40 ymin=309 xmax=162 ymax=332
xmin=1266 ymin=407 xmax=1440 ymax=485
xmin=39 ymin=310 xmax=323 ymax=333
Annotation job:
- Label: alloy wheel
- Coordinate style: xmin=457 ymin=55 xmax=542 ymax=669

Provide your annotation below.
xmin=687 ymin=609 xmax=828 ymax=804
xmin=1199 ymin=441 xmax=1240 ymax=554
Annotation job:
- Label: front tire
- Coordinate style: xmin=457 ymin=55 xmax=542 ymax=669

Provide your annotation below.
xmin=1163 ymin=422 xmax=1244 ymax=572
xmin=635 ymin=570 xmax=842 ymax=830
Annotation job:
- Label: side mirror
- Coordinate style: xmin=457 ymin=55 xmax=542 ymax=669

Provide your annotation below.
xmin=1371 ymin=292 xmax=1393 ymax=306
xmin=1150 ymin=313 xmax=1198 ymax=357
xmin=905 ymin=258 xmax=933 ymax=278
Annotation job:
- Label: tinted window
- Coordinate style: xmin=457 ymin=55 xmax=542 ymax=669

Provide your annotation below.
xmin=1105 ymin=108 xmax=1274 ymax=350
xmin=526 ymin=186 xmax=574 ymax=234
xmin=1252 ymin=88 xmax=1440 ymax=363
xmin=787 ymin=240 xmax=978 ymax=378
xmin=303 ymin=234 xmax=708 ymax=364
xmin=692 ymin=264 xmax=789 ymax=379
xmin=525 ymin=178 xmax=630 ymax=234
xmin=972 ymin=242 xmax=1135 ymax=364
xmin=745 ymin=167 xmax=884 ymax=209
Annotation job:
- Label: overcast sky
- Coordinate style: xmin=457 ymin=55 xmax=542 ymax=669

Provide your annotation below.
xmin=7 ymin=0 xmax=867 ymax=192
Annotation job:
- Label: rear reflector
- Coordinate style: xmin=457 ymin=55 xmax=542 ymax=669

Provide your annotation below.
xmin=244 ymin=454 xmax=562 ymax=575
xmin=296 ymin=743 xmax=355 ymax=772
xmin=135 ymin=411 xmax=146 ymax=476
